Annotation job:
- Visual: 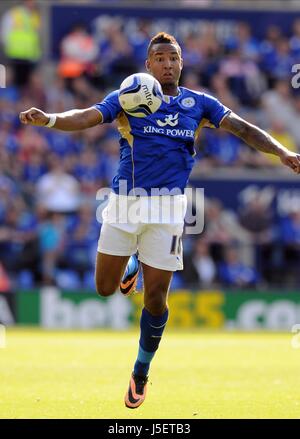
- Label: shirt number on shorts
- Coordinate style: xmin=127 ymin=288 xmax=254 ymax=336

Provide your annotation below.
xmin=170 ymin=235 xmax=182 ymax=255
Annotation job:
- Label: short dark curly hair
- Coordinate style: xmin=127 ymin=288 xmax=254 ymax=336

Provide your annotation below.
xmin=147 ymin=32 xmax=181 ymax=57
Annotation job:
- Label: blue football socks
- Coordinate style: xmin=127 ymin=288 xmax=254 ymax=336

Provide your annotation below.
xmin=134 ymin=307 xmax=169 ymax=377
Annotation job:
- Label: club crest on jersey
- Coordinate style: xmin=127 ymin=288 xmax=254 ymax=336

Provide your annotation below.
xmin=156 ymin=113 xmax=179 ymax=127
xmin=180 ymin=97 xmax=196 ymax=108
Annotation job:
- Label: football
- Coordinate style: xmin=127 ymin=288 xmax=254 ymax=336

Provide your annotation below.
xmin=118 ymin=73 xmax=163 ymax=118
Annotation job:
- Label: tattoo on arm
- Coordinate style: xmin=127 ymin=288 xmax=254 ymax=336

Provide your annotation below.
xmin=220 ymin=112 xmax=288 ymax=157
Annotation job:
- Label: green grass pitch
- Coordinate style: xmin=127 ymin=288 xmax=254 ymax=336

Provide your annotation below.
xmin=1 ymin=328 xmax=300 ymax=419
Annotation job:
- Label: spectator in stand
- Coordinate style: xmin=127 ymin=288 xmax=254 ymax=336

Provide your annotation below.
xmin=64 ymin=205 xmax=100 ymax=280
xmin=21 ymin=68 xmax=47 ymax=110
xmin=259 ymin=25 xmax=283 ymax=86
xmin=204 ymin=198 xmax=253 ymax=265
xmin=289 ymin=95 xmax=300 ymax=147
xmin=181 ymin=71 xmax=203 ymax=92
xmin=0 ymin=96 xmax=19 ymax=127
xmin=18 ymin=125 xmax=48 ymax=163
xmin=0 ymin=119 xmax=20 ymax=157
xmin=218 ymin=246 xmax=259 ymax=288
xmin=70 ymin=76 xmax=99 ymax=107
xmin=0 ymin=198 xmax=39 ymax=282
xmin=238 ymin=194 xmax=276 ymax=283
xmin=181 ymin=32 xmax=203 ymax=73
xmin=284 ymin=94 xmax=300 ymax=150
xmin=262 ymin=79 xmax=295 ymax=131
xmin=279 ymin=211 xmax=300 ymax=284
xmin=262 ymin=119 xmax=298 ymax=167
xmin=38 ymin=211 xmax=66 ymax=285
xmin=58 ymin=23 xmax=99 ymax=80
xmin=128 ymin=19 xmax=152 ymax=66
xmin=36 ymin=154 xmax=81 ymax=214
xmin=0 ymin=263 xmax=11 ymax=292
xmin=80 ymin=122 xmax=112 ymax=151
xmin=280 ymin=211 xmax=300 ymax=245
xmin=262 ymin=79 xmax=300 ymax=147
xmin=195 ymin=25 xmax=222 ymax=87
xmin=22 ymin=151 xmax=48 ymax=200
xmin=0 ymin=0 xmax=41 ymax=87
xmin=226 ymin=22 xmax=260 ymax=62
xmin=0 ymin=174 xmax=18 ymax=219
xmin=44 ymin=127 xmax=83 ymax=158
xmin=272 ymin=38 xmax=295 ymax=81
xmin=72 ymin=148 xmax=105 ymax=197
xmin=238 ymin=194 xmax=274 ymax=244
xmin=290 ymin=18 xmax=300 ymax=58
xmin=219 ymin=46 xmax=265 ymax=106
xmin=97 ymin=23 xmax=138 ymax=86
xmin=182 ymin=237 xmax=217 ymax=288
xmin=210 ymin=72 xmax=240 ymax=111
xmin=101 ymin=134 xmax=122 ymax=185
xmin=45 ymin=75 xmax=75 ymax=113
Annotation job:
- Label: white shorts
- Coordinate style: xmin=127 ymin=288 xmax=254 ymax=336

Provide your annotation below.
xmin=97 ymin=193 xmax=187 ymax=271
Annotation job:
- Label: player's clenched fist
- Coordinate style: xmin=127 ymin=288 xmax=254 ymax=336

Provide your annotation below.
xmin=19 ymin=108 xmax=49 ymax=126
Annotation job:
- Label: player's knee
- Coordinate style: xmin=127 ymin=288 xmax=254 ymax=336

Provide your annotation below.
xmin=95 ymin=280 xmax=116 ymax=297
xmin=146 ymin=301 xmax=167 ymax=316
xmin=144 ymin=288 xmax=168 ymax=316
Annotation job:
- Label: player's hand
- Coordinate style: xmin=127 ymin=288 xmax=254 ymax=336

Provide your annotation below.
xmin=19 ymin=107 xmax=49 ymax=127
xmin=280 ymin=151 xmax=300 ymax=174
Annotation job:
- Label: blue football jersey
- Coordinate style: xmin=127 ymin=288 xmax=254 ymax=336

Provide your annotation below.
xmin=93 ymin=87 xmax=230 ymax=195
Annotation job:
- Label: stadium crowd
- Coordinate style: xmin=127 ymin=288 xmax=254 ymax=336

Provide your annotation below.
xmin=0 ymin=3 xmax=300 ymax=291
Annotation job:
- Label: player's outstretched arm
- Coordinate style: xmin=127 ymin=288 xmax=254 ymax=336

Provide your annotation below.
xmin=220 ymin=111 xmax=300 ymax=174
xmin=19 ymin=107 xmax=102 ymax=131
